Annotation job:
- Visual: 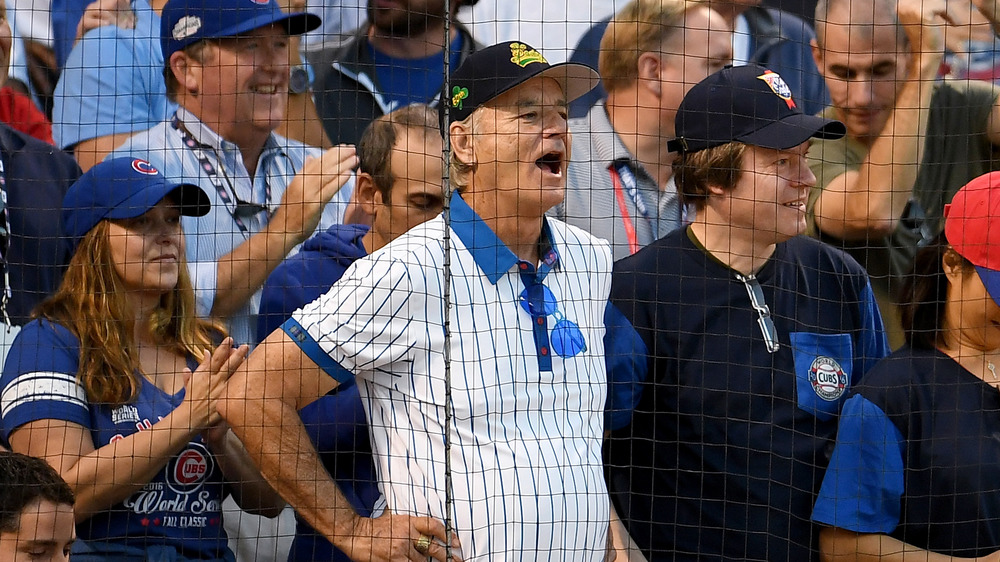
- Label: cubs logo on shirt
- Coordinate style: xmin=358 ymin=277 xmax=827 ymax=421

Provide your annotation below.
xmin=166 ymin=443 xmax=214 ymax=494
xmin=809 ymin=356 xmax=848 ymax=401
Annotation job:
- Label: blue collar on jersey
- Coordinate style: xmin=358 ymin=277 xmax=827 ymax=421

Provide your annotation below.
xmin=449 ymin=192 xmax=560 ymax=284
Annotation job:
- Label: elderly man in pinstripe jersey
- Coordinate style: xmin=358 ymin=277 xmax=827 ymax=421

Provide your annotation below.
xmin=218 ymin=41 xmax=638 ymax=561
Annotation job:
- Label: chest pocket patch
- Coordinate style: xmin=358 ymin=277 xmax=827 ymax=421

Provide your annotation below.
xmin=789 ymin=332 xmax=854 ymax=421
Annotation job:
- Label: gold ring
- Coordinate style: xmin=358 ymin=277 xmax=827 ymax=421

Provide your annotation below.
xmin=414 ymin=534 xmax=433 ymax=555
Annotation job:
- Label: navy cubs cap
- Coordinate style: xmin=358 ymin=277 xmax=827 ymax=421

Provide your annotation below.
xmin=945 ymin=171 xmax=1000 ymax=306
xmin=445 ymin=41 xmax=599 ymax=126
xmin=668 ymin=64 xmax=846 ymax=154
xmin=63 ymin=157 xmax=210 ymax=249
xmin=161 ymin=0 xmax=321 ymax=61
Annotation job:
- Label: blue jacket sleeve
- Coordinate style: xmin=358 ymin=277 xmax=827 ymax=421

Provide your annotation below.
xmin=604 ymin=301 xmax=648 ymax=431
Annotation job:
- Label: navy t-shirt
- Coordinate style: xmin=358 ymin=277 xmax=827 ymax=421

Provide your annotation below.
xmin=814 ymin=347 xmax=1000 ymax=557
xmin=606 ymin=228 xmax=888 ymax=561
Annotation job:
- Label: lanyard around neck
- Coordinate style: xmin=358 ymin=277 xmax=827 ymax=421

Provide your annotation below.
xmin=0 ymin=156 xmax=10 ymax=324
xmin=609 ymin=160 xmax=654 ymax=256
xmin=171 ymin=114 xmax=273 ymax=236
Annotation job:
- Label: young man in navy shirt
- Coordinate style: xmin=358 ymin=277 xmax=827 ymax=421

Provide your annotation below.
xmin=604 ymin=63 xmax=890 ymax=561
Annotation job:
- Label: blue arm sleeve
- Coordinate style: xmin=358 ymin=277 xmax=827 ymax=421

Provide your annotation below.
xmin=812 ymin=394 xmax=905 ymax=533
xmin=0 ymin=321 xmax=90 ymax=443
xmin=603 ymin=301 xmax=648 ymax=431
xmin=282 ymin=318 xmax=355 ymax=385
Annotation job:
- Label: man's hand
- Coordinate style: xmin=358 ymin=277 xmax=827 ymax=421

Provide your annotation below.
xmin=972 ymin=0 xmax=1000 ymax=33
xmin=272 ymin=145 xmax=358 ymax=244
xmin=341 ymin=510 xmax=463 ymax=562
xmin=897 ymin=0 xmax=955 ymax=65
xmin=74 ymin=0 xmax=135 ymax=44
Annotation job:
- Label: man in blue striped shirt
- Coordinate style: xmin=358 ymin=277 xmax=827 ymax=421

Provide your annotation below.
xmin=219 ymin=41 xmax=623 ymax=561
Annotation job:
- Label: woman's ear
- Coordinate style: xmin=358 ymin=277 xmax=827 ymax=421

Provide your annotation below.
xmin=942 ymin=248 xmax=967 ymax=281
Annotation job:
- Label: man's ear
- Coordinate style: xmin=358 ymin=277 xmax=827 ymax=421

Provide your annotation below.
xmin=170 ymin=51 xmax=200 ymax=96
xmin=355 ymin=172 xmax=380 ymax=217
xmin=810 ymin=38 xmax=823 ymax=73
xmin=637 ymin=51 xmax=664 ymax=98
xmin=449 ymin=119 xmax=476 ymax=167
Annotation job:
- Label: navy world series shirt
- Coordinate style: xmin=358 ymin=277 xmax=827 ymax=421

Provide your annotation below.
xmin=605 ymin=227 xmax=888 ymax=561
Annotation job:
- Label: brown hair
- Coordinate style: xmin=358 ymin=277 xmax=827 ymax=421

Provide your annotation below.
xmin=0 ymin=451 xmax=75 ymax=532
xmin=674 ymin=141 xmax=747 ymax=210
xmin=599 ymin=0 xmax=701 ymax=93
xmin=359 ymin=104 xmax=441 ymax=200
xmin=899 ymin=232 xmax=974 ymax=350
xmin=35 ymin=221 xmax=223 ymax=406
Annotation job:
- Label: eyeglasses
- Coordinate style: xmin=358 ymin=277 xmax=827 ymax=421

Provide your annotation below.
xmin=735 ymin=273 xmax=780 ymax=353
xmin=519 ymin=283 xmax=587 ymax=358
xmin=232 ymin=197 xmax=269 ymax=218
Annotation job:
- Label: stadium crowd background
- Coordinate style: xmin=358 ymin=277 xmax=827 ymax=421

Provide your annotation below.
xmin=1 ymin=0 xmax=1000 ymax=560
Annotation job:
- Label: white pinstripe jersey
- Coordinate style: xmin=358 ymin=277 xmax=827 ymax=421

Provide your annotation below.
xmin=288 ymin=194 xmax=612 ymax=561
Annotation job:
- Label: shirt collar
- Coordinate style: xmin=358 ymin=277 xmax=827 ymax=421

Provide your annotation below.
xmin=449 ymin=192 xmax=560 ymax=285
xmin=174 ymin=108 xmax=284 ymax=161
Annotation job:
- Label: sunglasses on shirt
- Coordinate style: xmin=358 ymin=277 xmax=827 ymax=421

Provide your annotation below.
xmin=519 ymin=283 xmax=587 ymax=358
xmin=735 ymin=273 xmax=780 ymax=354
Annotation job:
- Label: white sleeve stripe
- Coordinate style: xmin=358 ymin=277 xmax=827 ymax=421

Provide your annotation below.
xmin=1 ymin=372 xmax=88 ymax=418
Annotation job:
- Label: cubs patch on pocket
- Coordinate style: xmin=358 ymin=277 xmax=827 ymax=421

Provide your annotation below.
xmin=789 ymin=332 xmax=854 ymax=421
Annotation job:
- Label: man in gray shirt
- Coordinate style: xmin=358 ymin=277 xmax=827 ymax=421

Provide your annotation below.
xmin=560 ymin=0 xmax=731 ymax=259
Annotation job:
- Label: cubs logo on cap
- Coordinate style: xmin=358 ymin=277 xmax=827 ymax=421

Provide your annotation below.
xmin=62 ymin=157 xmax=211 ymax=251
xmin=131 ymin=159 xmax=159 ymax=175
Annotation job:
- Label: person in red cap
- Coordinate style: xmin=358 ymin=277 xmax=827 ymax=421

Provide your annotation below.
xmin=812 ymin=171 xmax=1000 ymax=560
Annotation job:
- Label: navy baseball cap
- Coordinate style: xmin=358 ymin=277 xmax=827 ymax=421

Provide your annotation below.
xmin=63 ymin=157 xmax=211 ymax=249
xmin=161 ymin=0 xmax=321 ymax=61
xmin=444 ymin=41 xmax=599 ymax=126
xmin=945 ymin=171 xmax=1000 ymax=307
xmin=667 ymin=64 xmax=846 ymax=154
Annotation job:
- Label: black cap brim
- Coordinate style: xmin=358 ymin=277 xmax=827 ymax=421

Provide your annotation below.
xmin=533 ymin=63 xmax=601 ymax=105
xmin=738 ymin=113 xmax=846 ymax=150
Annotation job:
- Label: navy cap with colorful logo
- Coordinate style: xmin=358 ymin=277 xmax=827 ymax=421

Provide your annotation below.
xmin=444 ymin=41 xmax=599 ymax=127
xmin=667 ymin=64 xmax=846 ymax=154
xmin=62 ymin=157 xmax=210 ymax=250
xmin=161 ymin=0 xmax=321 ymax=62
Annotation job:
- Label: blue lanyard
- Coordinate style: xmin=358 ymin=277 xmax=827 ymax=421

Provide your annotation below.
xmin=0 ymin=155 xmax=10 ymax=324
xmin=171 ymin=114 xmax=273 ymax=237
xmin=609 ymin=160 xmax=656 ymax=253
